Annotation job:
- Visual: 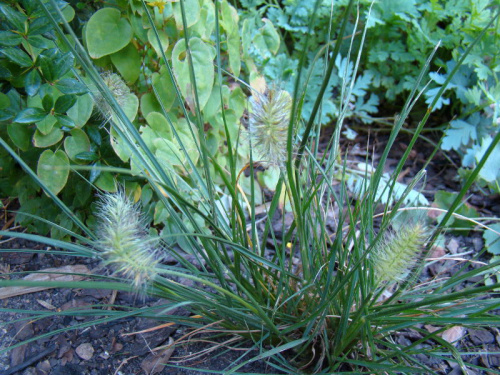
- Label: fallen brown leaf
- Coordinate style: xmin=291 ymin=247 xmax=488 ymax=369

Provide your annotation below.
xmin=0 ymin=265 xmax=90 ymax=299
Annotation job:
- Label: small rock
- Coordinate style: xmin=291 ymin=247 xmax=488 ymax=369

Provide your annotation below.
xmin=75 ymin=343 xmax=94 ymax=360
xmin=469 ymin=329 xmax=495 ymax=345
xmin=446 ymin=238 xmax=460 ymax=254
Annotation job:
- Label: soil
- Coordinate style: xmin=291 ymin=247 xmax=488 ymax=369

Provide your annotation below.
xmin=1 ymin=136 xmax=500 ymax=374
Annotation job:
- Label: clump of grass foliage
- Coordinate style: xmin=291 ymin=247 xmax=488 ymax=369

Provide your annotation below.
xmin=1 ymin=0 xmax=500 ymax=373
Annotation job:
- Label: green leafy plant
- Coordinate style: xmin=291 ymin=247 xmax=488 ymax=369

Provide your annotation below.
xmin=248 ymin=0 xmax=500 ymax=191
xmin=1 ymin=0 xmax=500 ymax=374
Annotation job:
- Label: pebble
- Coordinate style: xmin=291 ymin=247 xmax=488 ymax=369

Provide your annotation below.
xmin=75 ymin=343 xmax=94 ymax=360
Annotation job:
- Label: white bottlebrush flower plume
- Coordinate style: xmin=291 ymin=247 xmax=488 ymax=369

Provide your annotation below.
xmin=372 ymin=223 xmax=427 ymax=286
xmin=249 ymin=87 xmax=292 ymax=168
xmin=95 ymin=189 xmax=161 ymax=292
xmin=93 ymin=72 xmax=130 ymax=122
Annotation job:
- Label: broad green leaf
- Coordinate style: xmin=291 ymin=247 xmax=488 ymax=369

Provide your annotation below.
xmin=86 ymin=8 xmax=132 ymax=59
xmin=95 ymin=172 xmax=118 ymax=192
xmin=24 ymin=69 xmax=42 ymax=96
xmin=42 ymin=95 xmax=54 ymax=112
xmin=0 ymin=92 xmax=10 ymax=110
xmin=227 ymin=32 xmax=241 ymax=77
xmin=147 ymin=29 xmax=169 ymax=58
xmin=484 ymin=223 xmax=500 ymax=255
xmin=39 ymin=50 xmax=74 ymax=82
xmin=0 ymin=4 xmax=27 ymax=32
xmin=146 ymin=112 xmax=172 ymax=139
xmin=14 ymin=107 xmax=47 ymax=124
xmin=0 ymin=47 xmax=32 ymax=67
xmin=67 ymin=93 xmax=93 ymax=128
xmin=37 ymin=150 xmax=70 ymax=195
xmin=110 ymin=93 xmax=139 ymax=123
xmin=27 ymin=35 xmax=52 ymax=49
xmin=252 ymin=19 xmax=280 ymax=57
xmin=54 ymin=79 xmax=87 ymax=95
xmin=110 ymin=126 xmax=131 ymax=162
xmin=54 ymin=95 xmax=77 ymax=114
xmin=0 ymin=31 xmax=23 ymax=46
xmin=475 ymin=137 xmax=500 ymax=183
xmin=434 ymin=190 xmax=478 ymax=232
xmin=190 ymin=0 xmax=215 ymax=40
xmin=33 ymin=127 xmax=63 ymax=147
xmin=55 ymin=114 xmax=76 ymax=128
xmin=36 ymin=114 xmax=57 ymax=135
xmin=155 ymin=139 xmax=184 ymax=166
xmin=151 ymin=67 xmax=176 ymax=112
xmin=140 ymin=92 xmax=162 ymax=118
xmin=172 ymin=37 xmax=215 ymax=111
xmin=28 ymin=17 xmax=53 ymax=35
xmin=75 ymin=151 xmax=99 ymax=162
xmin=64 ymin=129 xmax=91 ymax=162
xmin=173 ymin=0 xmax=200 ymax=29
xmin=110 ymin=43 xmax=141 ymax=84
xmin=7 ymin=123 xmax=31 ymax=151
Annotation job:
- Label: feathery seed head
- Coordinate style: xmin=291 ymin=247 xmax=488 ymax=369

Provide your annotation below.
xmin=249 ymin=87 xmax=292 ymax=168
xmin=95 ymin=190 xmax=161 ymax=292
xmin=372 ymin=223 xmax=427 ymax=286
xmin=93 ymin=72 xmax=130 ymax=123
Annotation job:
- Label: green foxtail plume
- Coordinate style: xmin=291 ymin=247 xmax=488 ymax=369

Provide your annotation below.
xmin=249 ymin=87 xmax=292 ymax=168
xmin=95 ymin=190 xmax=161 ymax=292
xmin=372 ymin=223 xmax=427 ymax=285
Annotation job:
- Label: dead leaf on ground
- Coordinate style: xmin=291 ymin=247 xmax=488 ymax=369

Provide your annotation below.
xmin=0 ymin=265 xmax=90 ymax=299
xmin=441 ymin=326 xmax=466 ymax=346
xmin=141 ymin=337 xmax=175 ymax=375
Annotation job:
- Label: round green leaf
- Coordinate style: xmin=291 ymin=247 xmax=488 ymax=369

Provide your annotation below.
xmin=7 ymin=123 xmax=32 ymax=151
xmin=36 ymin=114 xmax=57 ymax=135
xmin=33 ymin=127 xmax=63 ymax=148
xmin=110 ymin=126 xmax=131 ymax=162
xmin=172 ymin=37 xmax=215 ymax=111
xmin=67 ymin=93 xmax=93 ymax=128
xmin=64 ymin=128 xmax=91 ymax=162
xmin=111 ymin=93 xmax=138 ymax=123
xmin=140 ymin=92 xmax=162 ymax=118
xmin=110 ymin=43 xmax=141 ymax=84
xmin=147 ymin=28 xmax=169 ymax=58
xmin=94 ymin=172 xmax=117 ymax=192
xmin=152 ymin=67 xmax=176 ymax=112
xmin=173 ymin=0 xmax=200 ymax=29
xmin=86 ymin=8 xmax=132 ymax=59
xmin=37 ymin=150 xmax=70 ymax=195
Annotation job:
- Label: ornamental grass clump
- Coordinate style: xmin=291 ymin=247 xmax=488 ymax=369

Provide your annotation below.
xmin=1 ymin=0 xmax=500 ymax=374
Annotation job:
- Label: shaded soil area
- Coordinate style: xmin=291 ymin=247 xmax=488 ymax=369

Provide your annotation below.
xmin=0 ymin=235 xmax=279 ymax=375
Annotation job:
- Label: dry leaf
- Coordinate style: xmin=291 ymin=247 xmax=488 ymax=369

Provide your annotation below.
xmin=37 ymin=299 xmax=56 ymax=310
xmin=0 ymin=265 xmax=90 ymax=299
xmin=441 ymin=326 xmax=465 ymax=345
xmin=141 ymin=337 xmax=175 ymax=375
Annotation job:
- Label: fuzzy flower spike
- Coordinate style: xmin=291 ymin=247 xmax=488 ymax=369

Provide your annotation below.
xmin=93 ymin=72 xmax=130 ymax=123
xmin=249 ymin=87 xmax=292 ymax=168
xmin=95 ymin=190 xmax=161 ymax=292
xmin=372 ymin=223 xmax=427 ymax=286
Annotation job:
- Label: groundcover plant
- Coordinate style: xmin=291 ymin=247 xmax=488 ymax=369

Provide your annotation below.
xmin=1 ymin=0 xmax=500 ymax=373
